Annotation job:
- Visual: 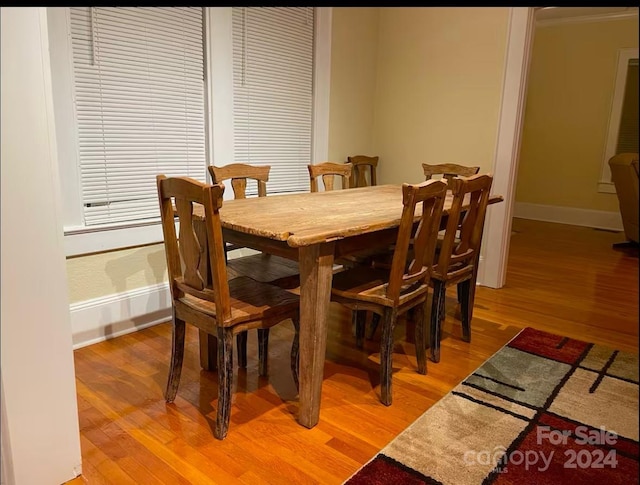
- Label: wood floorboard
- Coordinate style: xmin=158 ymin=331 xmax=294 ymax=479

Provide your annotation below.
xmin=69 ymin=218 xmax=639 ymax=484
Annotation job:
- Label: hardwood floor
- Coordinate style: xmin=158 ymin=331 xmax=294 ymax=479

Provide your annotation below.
xmin=69 ymin=218 xmax=639 ymax=484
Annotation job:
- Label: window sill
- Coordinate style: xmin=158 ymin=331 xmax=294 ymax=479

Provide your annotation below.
xmin=597 ymin=182 xmax=617 ymax=194
xmin=64 ymin=222 xmax=164 ymax=257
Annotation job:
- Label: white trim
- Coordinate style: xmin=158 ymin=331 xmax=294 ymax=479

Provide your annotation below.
xmin=47 ymin=7 xmax=84 ymax=228
xmin=480 ymin=7 xmax=536 ymax=289
xmin=599 ymin=47 xmax=639 ymax=191
xmin=64 ymin=221 xmax=164 ymax=257
xmin=1 ymin=374 xmax=14 ymax=485
xmin=70 ymin=283 xmax=171 ymax=349
xmin=2 ymin=8 xmax=82 ymax=482
xmin=514 ymin=202 xmax=623 ymax=231
xmin=537 ymin=9 xmax=638 ymax=28
xmin=208 ymin=7 xmax=234 ymax=180
xmin=312 ymin=7 xmax=332 ymax=164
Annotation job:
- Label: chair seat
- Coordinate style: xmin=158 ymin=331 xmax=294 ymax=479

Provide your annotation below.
xmin=337 ymin=245 xmax=396 ymax=268
xmin=180 ymin=276 xmax=299 ymax=326
xmin=331 ymin=266 xmax=428 ymax=308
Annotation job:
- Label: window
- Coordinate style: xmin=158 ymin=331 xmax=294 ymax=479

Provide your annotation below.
xmin=48 ymin=7 xmax=331 ymax=256
xmin=69 ymin=7 xmax=207 ymax=226
xmin=599 ymin=48 xmax=639 ymax=193
xmin=615 ymin=59 xmax=638 ymax=154
xmin=232 ymin=7 xmax=314 ymax=194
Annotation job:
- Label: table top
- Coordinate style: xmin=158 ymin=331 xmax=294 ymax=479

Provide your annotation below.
xmin=212 ymin=184 xmax=502 ymax=248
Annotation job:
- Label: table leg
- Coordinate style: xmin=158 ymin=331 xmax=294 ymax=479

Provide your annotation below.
xmin=297 ymin=242 xmax=335 ymax=428
xmin=199 ymin=330 xmax=217 ymax=371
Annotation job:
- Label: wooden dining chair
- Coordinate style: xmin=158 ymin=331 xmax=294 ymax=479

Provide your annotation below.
xmin=428 ymin=173 xmax=493 ymax=364
xmin=308 ymin=161 xmax=375 ymax=335
xmin=347 ymin=155 xmax=379 ymax=188
xmin=308 ymin=162 xmax=352 ymax=192
xmin=330 ymin=179 xmax=448 ymax=405
xmin=422 ymin=163 xmax=480 ymax=181
xmin=423 ymin=161 xmax=481 ymax=249
xmin=209 ymin=163 xmax=270 ymax=255
xmin=157 ymin=175 xmax=300 ymax=439
xmin=208 ymin=163 xmax=300 ymax=369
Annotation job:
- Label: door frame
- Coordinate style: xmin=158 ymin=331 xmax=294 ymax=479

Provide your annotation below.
xmin=479 ymin=7 xmax=537 ymax=288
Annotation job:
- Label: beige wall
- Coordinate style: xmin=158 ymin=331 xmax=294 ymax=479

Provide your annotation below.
xmin=516 ymin=17 xmax=639 ymax=210
xmin=328 ymin=7 xmax=380 ymax=162
xmin=373 ymin=7 xmax=510 ymax=185
xmin=67 ymin=244 xmax=167 ymax=303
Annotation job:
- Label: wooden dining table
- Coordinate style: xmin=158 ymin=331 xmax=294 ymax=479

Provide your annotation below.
xmin=195 ymin=184 xmax=502 ymax=429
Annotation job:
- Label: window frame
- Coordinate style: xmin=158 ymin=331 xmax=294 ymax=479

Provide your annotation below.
xmin=598 ymin=47 xmax=639 ymax=194
xmin=49 ymin=7 xmax=331 ymax=256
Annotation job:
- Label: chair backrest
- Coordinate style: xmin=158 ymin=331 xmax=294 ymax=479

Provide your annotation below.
xmin=609 ymin=153 xmax=639 ymax=243
xmin=422 ymin=163 xmax=480 ymax=182
xmin=157 ymin=175 xmax=232 ymax=322
xmin=432 ymin=174 xmax=493 ymax=282
xmin=386 ymin=179 xmax=448 ymax=303
xmin=208 ymin=163 xmax=270 ymax=199
xmin=347 ymin=155 xmax=379 ymax=188
xmin=308 ymin=162 xmax=352 ymax=192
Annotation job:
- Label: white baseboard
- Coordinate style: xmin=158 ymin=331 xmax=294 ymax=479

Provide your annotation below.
xmin=513 ymin=202 xmax=623 ymax=231
xmin=69 ymin=283 xmax=172 ymax=350
xmin=475 ymin=255 xmax=486 ymax=287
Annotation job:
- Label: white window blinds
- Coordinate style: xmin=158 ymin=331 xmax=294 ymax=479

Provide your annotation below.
xmin=70 ymin=7 xmax=206 ymax=226
xmin=232 ymin=7 xmax=314 ymax=194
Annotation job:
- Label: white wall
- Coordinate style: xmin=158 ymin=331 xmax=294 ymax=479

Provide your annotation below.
xmin=1 ymin=7 xmax=82 ymax=484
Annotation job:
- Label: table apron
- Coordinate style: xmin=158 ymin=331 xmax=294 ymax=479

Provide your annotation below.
xmin=222 ymin=228 xmax=298 ymax=261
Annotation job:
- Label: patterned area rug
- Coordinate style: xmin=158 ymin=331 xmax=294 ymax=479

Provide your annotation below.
xmin=345 ymin=328 xmax=639 ymax=484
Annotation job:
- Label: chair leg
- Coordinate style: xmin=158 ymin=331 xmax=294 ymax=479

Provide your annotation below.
xmin=236 ymin=332 xmax=247 ymax=368
xmin=414 ymin=299 xmax=428 ymax=375
xmin=291 ymin=315 xmax=300 ymax=392
xmin=438 ymin=285 xmax=446 ymax=340
xmin=355 ymin=310 xmax=366 ymax=348
xmin=380 ymin=307 xmax=398 ymax=406
xmin=258 ymin=328 xmax=270 ymax=377
xmin=215 ymin=327 xmax=234 ymax=440
xmin=368 ymin=313 xmax=381 ymax=340
xmin=351 ymin=310 xmax=357 ymax=337
xmin=459 ymin=279 xmax=472 ymax=342
xmin=429 ymin=281 xmax=446 ymax=363
xmin=165 ymin=311 xmax=186 ymax=403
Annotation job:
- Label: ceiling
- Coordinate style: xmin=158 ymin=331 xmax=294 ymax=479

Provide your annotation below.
xmin=536 ymin=7 xmax=638 ymax=21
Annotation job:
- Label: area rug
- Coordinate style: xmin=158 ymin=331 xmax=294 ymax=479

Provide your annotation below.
xmin=345 ymin=327 xmax=639 ymax=484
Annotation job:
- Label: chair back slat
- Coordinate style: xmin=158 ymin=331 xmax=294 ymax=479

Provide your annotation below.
xmin=308 ymin=162 xmax=352 ymax=192
xmin=422 ymin=163 xmax=480 ymax=181
xmin=157 ymin=175 xmax=232 ymax=321
xmin=347 ymin=155 xmax=379 ymax=188
xmin=433 ymin=174 xmax=493 ymax=281
xmin=176 ymin=197 xmax=206 ymax=290
xmin=209 ymin=163 xmax=270 ymax=198
xmin=386 ymin=179 xmax=447 ymax=302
